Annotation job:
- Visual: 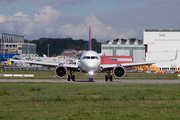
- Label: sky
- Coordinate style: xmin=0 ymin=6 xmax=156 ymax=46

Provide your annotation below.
xmin=0 ymin=0 xmax=180 ymax=42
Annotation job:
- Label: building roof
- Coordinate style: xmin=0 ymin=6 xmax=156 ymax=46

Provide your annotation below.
xmin=145 ymin=29 xmax=180 ymax=32
xmin=102 ymin=38 xmax=143 ymax=45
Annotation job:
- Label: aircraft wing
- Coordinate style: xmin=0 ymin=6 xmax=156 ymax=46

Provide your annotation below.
xmin=10 ymin=59 xmax=79 ymax=70
xmin=101 ymin=54 xmax=177 ymax=70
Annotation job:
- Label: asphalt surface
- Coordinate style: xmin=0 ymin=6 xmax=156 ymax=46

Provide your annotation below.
xmin=1 ymin=79 xmax=180 ymax=84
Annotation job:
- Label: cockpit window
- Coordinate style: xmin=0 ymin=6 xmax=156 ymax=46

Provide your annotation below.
xmin=91 ymin=56 xmax=94 ymax=59
xmin=82 ymin=56 xmax=99 ymax=59
xmin=91 ymin=56 xmax=99 ymax=59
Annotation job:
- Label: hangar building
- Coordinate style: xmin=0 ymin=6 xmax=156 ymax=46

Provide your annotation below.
xmin=144 ymin=29 xmax=180 ymax=69
xmin=101 ymin=38 xmax=145 ymax=62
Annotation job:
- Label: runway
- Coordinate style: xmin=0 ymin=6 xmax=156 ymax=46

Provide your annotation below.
xmin=1 ymin=79 xmax=180 ymax=84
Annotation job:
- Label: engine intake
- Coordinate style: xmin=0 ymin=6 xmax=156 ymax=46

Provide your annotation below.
xmin=55 ymin=65 xmax=68 ymax=78
xmin=113 ymin=66 xmax=126 ymax=78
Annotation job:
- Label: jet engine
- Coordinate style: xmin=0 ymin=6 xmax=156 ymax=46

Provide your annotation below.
xmin=113 ymin=66 xmax=126 ymax=78
xmin=55 ymin=65 xmax=68 ymax=78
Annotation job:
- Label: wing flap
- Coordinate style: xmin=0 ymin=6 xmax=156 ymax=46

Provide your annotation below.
xmin=10 ymin=59 xmax=59 ymax=66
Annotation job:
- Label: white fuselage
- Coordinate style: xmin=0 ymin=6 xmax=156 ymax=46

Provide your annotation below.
xmin=80 ymin=50 xmax=101 ymax=73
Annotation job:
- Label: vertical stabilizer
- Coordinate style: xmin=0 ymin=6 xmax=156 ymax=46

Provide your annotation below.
xmin=89 ymin=25 xmax=91 ymax=50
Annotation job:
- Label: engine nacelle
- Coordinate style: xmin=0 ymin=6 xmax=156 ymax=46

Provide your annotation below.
xmin=55 ymin=65 xmax=68 ymax=78
xmin=113 ymin=66 xmax=126 ymax=78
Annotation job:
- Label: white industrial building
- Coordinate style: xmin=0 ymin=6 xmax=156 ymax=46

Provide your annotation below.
xmin=101 ymin=38 xmax=145 ymax=62
xmin=0 ymin=33 xmax=36 ymax=55
xmin=144 ymin=29 xmax=180 ymax=69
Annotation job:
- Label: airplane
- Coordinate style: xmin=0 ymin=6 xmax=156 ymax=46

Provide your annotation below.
xmin=10 ymin=25 xmax=177 ymax=82
xmin=43 ymin=54 xmax=47 ymax=57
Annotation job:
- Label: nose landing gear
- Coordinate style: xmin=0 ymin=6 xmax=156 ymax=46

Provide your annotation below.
xmin=88 ymin=78 xmax=94 ymax=82
xmin=88 ymin=71 xmax=94 ymax=82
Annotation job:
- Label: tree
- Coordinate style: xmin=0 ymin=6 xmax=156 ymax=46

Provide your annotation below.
xmin=30 ymin=37 xmax=101 ymax=56
xmin=51 ymin=54 xmax=57 ymax=57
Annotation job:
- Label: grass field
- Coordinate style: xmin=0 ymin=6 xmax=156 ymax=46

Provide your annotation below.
xmin=1 ymin=83 xmax=180 ymax=120
xmin=0 ymin=70 xmax=180 ymax=79
xmin=1 ymin=71 xmax=180 ymax=120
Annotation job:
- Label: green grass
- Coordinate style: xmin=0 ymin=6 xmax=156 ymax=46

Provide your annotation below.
xmin=1 ymin=83 xmax=180 ymax=119
xmin=0 ymin=71 xmax=180 ymax=79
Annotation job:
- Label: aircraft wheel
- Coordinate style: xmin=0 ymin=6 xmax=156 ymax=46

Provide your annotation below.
xmin=88 ymin=78 xmax=93 ymax=82
xmin=110 ymin=75 xmax=113 ymax=82
xmin=68 ymin=75 xmax=70 ymax=81
xmin=72 ymin=75 xmax=75 ymax=81
xmin=105 ymin=75 xmax=108 ymax=81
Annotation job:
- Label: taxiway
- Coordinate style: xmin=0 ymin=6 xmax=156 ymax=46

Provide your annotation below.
xmin=0 ymin=79 xmax=180 ymax=84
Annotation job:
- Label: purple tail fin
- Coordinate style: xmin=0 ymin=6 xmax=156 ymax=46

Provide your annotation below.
xmin=89 ymin=25 xmax=91 ymax=50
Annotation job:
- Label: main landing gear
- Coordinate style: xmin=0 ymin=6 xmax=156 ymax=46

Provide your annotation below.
xmin=67 ymin=71 xmax=75 ymax=81
xmin=105 ymin=71 xmax=113 ymax=82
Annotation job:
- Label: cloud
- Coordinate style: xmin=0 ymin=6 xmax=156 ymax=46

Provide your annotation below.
xmin=58 ymin=14 xmax=114 ymax=40
xmin=0 ymin=6 xmax=137 ymax=41
xmin=13 ymin=11 xmax=29 ymax=17
xmin=0 ymin=6 xmax=63 ymax=37
xmin=0 ymin=15 xmax=5 ymax=23
xmin=33 ymin=6 xmax=63 ymax=34
xmin=34 ymin=6 xmax=62 ymax=26
xmin=58 ymin=14 xmax=135 ymax=41
xmin=117 ymin=29 xmax=137 ymax=39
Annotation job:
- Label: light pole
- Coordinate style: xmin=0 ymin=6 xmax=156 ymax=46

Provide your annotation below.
xmin=28 ymin=42 xmax=29 ymax=58
xmin=47 ymin=44 xmax=50 ymax=57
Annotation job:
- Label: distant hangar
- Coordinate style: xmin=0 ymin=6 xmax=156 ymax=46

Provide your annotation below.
xmin=101 ymin=29 xmax=180 ymax=70
xmin=101 ymin=38 xmax=145 ymax=63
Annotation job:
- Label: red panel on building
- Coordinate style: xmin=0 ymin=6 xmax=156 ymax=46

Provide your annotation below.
xmin=61 ymin=53 xmax=73 ymax=56
xmin=100 ymin=56 xmax=133 ymax=64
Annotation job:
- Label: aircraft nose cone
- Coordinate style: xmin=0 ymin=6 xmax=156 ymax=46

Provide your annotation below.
xmin=87 ymin=61 xmax=97 ymax=68
xmin=82 ymin=60 xmax=99 ymax=70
